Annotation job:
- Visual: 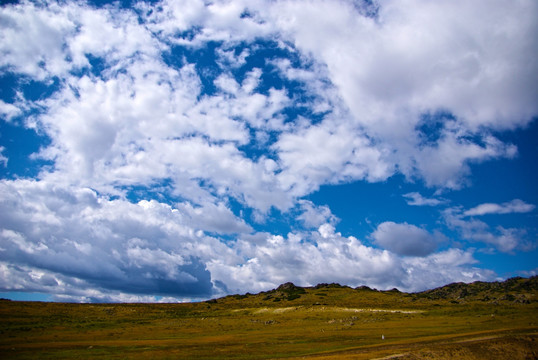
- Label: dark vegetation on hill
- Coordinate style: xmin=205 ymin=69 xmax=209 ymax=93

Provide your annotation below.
xmin=216 ymin=276 xmax=538 ymax=306
xmin=416 ymin=276 xmax=538 ymax=303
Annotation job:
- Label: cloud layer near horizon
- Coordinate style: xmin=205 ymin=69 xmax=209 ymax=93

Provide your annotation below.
xmin=0 ymin=0 xmax=536 ymax=302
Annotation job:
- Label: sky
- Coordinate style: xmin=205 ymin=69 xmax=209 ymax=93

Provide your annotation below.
xmin=0 ymin=0 xmax=536 ymax=303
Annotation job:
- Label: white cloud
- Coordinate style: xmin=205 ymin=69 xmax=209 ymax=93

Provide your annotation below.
xmin=31 ymin=51 xmax=292 ymax=211
xmin=1 ymin=4 xmax=295 ymax=213
xmin=371 ymin=221 xmax=439 ymax=257
xmin=3 ymin=0 xmax=534 ymax=208
xmin=403 ymin=192 xmax=445 ymax=206
xmin=175 ymin=201 xmax=252 ymax=234
xmin=0 ymin=100 xmax=22 ymax=121
xmin=265 ymin=0 xmax=537 ymax=188
xmin=275 ymin=120 xmax=393 ymax=196
xmin=212 ymin=223 xmax=492 ymax=293
xmin=401 ymin=248 xmax=494 ymax=292
xmin=464 ymin=199 xmax=535 ymax=216
xmin=296 ymin=200 xmax=338 ymax=229
xmin=412 ymin=132 xmax=517 ymax=189
xmin=443 ymin=207 xmax=533 ymax=253
xmin=212 ymin=223 xmax=406 ymax=293
xmin=210 ymin=69 xmax=291 ymax=131
xmin=0 ymin=1 xmax=74 ymax=79
xmin=0 ymin=147 xmax=7 ymax=167
xmin=37 ymin=63 xmax=202 ymax=179
xmin=0 ymin=1 xmax=161 ymax=79
xmin=216 ymin=46 xmax=250 ymax=69
xmin=68 ymin=3 xmax=161 ymax=66
xmin=142 ymin=0 xmax=272 ymax=46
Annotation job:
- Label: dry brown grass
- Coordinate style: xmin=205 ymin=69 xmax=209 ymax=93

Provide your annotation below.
xmin=0 ymin=282 xmax=537 ymax=359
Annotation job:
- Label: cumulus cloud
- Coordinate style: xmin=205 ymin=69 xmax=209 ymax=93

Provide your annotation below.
xmin=32 ymin=39 xmax=291 ymax=212
xmin=0 ymin=1 xmax=74 ymax=79
xmin=371 ymin=221 xmax=440 ymax=257
xmin=464 ymin=199 xmax=535 ymax=216
xmin=296 ymin=200 xmax=338 ymax=229
xmin=266 ymin=0 xmax=536 ymax=188
xmin=0 ymin=178 xmax=494 ymax=299
xmin=215 ymin=223 xmax=399 ymax=293
xmin=401 ymin=248 xmax=495 ymax=292
xmin=2 ymin=0 xmax=534 ymax=202
xmin=275 ymin=120 xmax=393 ymax=196
xmin=142 ymin=0 xmax=273 ymax=46
xmin=212 ymin=224 xmax=493 ymax=293
xmin=0 ymin=180 xmax=245 ymax=299
xmin=0 ymin=0 xmax=536 ymax=300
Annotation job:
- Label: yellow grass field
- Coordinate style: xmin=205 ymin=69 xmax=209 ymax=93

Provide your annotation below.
xmin=1 ymin=280 xmax=537 ymax=359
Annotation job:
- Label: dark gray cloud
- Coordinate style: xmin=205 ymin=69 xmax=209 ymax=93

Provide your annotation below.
xmin=0 ymin=181 xmax=216 ymax=299
xmin=371 ymin=222 xmax=439 ymax=257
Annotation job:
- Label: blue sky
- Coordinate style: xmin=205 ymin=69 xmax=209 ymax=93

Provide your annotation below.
xmin=0 ymin=0 xmax=536 ymax=302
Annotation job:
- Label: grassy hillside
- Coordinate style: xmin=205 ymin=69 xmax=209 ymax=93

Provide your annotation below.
xmin=1 ymin=277 xmax=537 ymax=359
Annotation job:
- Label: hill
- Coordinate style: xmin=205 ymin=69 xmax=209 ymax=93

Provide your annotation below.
xmin=415 ymin=276 xmax=538 ymax=303
xmin=213 ymin=276 xmax=538 ymax=308
xmin=0 ymin=277 xmax=537 ymax=359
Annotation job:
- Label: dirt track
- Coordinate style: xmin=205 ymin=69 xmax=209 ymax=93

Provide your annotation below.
xmin=289 ymin=329 xmax=538 ymax=360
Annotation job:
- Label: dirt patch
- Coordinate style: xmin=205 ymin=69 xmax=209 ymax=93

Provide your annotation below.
xmin=328 ymin=307 xmax=423 ymax=314
xmin=371 ymin=354 xmax=408 ymax=359
xmin=244 ymin=306 xmax=423 ymax=315
xmin=301 ymin=306 xmax=424 ymax=314
xmin=252 ymin=307 xmax=298 ymax=314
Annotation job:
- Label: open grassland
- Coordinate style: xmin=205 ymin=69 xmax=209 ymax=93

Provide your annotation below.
xmin=1 ymin=280 xmax=537 ymax=359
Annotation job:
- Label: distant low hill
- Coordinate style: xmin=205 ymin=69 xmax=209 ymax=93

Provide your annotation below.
xmin=415 ymin=276 xmax=538 ymax=303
